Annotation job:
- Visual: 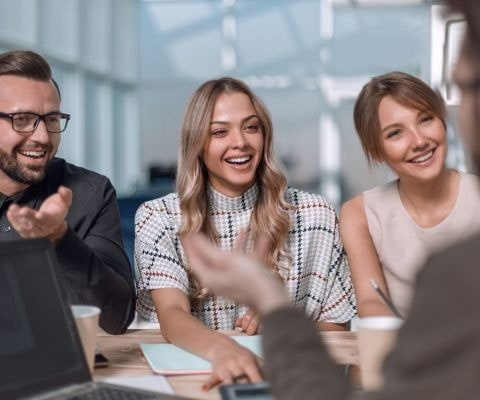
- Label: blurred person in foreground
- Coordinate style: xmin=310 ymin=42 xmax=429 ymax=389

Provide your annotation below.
xmin=183 ymin=1 xmax=480 ymax=397
xmin=0 ymin=50 xmax=135 ymax=334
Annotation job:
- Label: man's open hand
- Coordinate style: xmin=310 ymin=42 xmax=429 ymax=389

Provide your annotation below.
xmin=7 ymin=186 xmax=72 ymax=244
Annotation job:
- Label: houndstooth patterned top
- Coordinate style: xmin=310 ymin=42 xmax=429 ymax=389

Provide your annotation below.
xmin=134 ymin=184 xmax=356 ymax=329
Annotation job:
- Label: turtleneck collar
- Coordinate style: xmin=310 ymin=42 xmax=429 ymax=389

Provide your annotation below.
xmin=208 ymin=183 xmax=258 ymax=212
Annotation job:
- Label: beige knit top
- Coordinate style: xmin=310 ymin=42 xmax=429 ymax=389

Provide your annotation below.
xmin=363 ymin=173 xmax=480 ymax=317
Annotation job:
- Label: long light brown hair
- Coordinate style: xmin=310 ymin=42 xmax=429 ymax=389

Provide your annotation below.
xmin=353 ymin=71 xmax=446 ymax=164
xmin=176 ymin=77 xmax=291 ymax=296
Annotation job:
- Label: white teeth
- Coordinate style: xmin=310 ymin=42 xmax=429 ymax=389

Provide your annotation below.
xmin=226 ymin=156 xmax=251 ymax=164
xmin=18 ymin=150 xmax=46 ymax=158
xmin=411 ymin=150 xmax=433 ymax=163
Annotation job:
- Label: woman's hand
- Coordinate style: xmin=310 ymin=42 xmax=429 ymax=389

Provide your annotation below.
xmin=203 ymin=336 xmax=263 ymax=390
xmin=235 ymin=309 xmax=261 ymax=335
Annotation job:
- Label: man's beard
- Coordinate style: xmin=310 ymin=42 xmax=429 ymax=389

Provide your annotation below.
xmin=0 ymin=148 xmax=52 ymax=185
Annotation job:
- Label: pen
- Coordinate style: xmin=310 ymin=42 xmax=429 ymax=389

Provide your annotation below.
xmin=369 ymin=279 xmax=403 ymax=319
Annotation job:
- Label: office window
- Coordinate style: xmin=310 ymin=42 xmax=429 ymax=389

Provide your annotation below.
xmin=82 ymin=0 xmax=111 ymax=73
xmin=0 ymin=0 xmax=37 ymax=45
xmin=112 ymin=0 xmax=138 ymax=81
xmin=140 ymin=1 xmax=223 ymax=81
xmin=237 ymin=1 xmax=304 ymax=70
xmin=113 ymin=87 xmax=139 ymax=193
xmin=51 ymin=65 xmax=85 ymax=166
xmin=84 ymin=76 xmax=112 ymax=177
xmin=40 ymin=0 xmax=79 ymax=61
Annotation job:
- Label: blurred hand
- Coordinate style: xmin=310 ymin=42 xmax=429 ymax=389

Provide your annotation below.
xmin=236 ymin=309 xmax=261 ymax=335
xmin=202 ymin=337 xmax=263 ymax=390
xmin=183 ymin=233 xmax=289 ymax=316
xmin=7 ymin=186 xmax=72 ymax=244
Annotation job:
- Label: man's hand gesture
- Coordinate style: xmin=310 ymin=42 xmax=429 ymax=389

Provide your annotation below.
xmin=7 ymin=186 xmax=72 ymax=244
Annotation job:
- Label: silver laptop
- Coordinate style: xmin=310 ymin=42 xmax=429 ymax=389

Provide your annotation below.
xmin=0 ymin=238 xmax=186 ymax=400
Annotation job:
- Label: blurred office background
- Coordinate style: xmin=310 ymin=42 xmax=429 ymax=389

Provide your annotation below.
xmin=0 ymin=0 xmax=465 ymax=260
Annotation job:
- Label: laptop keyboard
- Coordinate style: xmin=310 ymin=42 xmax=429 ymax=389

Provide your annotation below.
xmin=67 ymin=386 xmax=160 ymax=400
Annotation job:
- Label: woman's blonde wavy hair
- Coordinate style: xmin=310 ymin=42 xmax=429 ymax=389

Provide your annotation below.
xmin=176 ymin=77 xmax=291 ymax=298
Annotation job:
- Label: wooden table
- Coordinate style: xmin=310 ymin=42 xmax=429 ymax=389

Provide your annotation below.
xmin=95 ymin=329 xmax=358 ymax=400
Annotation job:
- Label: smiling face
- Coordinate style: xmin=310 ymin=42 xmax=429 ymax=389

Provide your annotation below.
xmin=0 ymin=75 xmax=61 ymax=194
xmin=378 ymin=95 xmax=447 ymax=182
xmin=202 ymin=91 xmax=264 ymax=197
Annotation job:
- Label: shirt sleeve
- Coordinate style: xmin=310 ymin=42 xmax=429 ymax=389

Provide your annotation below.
xmin=291 ymin=194 xmax=356 ymax=324
xmin=318 ymin=213 xmax=357 ymax=323
xmin=134 ymin=199 xmax=189 ymax=321
xmin=55 ymin=177 xmax=135 ymax=335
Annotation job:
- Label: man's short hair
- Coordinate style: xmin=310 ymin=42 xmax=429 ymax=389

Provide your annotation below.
xmin=0 ymin=50 xmax=61 ymax=99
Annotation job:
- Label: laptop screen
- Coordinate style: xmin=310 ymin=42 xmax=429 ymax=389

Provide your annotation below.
xmin=0 ymin=239 xmax=90 ymax=400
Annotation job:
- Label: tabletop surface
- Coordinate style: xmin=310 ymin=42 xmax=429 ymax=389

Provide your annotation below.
xmin=95 ymin=329 xmax=358 ymax=400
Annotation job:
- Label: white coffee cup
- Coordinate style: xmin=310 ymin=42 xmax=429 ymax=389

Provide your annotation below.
xmin=71 ymin=305 xmax=101 ymax=373
xmin=357 ymin=316 xmax=403 ymax=390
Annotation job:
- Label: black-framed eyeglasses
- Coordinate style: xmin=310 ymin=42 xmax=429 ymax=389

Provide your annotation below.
xmin=0 ymin=111 xmax=71 ymax=134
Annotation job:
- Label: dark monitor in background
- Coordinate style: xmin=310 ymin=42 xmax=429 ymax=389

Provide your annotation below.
xmin=117 ymin=164 xmax=175 ymax=269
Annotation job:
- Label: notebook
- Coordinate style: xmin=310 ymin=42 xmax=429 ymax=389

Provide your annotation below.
xmin=0 ymin=238 xmax=187 ymax=400
xmin=141 ymin=335 xmax=263 ymax=375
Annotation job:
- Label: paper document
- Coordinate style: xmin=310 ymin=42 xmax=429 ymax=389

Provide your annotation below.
xmin=96 ymin=375 xmax=174 ymax=394
xmin=141 ymin=335 xmax=263 ymax=375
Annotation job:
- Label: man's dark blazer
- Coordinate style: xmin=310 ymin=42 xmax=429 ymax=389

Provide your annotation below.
xmin=262 ymin=232 xmax=480 ymax=400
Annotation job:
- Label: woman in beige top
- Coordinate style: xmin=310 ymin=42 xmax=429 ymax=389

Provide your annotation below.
xmin=340 ymin=71 xmax=480 ymax=317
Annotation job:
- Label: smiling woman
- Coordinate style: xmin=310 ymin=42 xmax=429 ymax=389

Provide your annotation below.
xmin=202 ymin=91 xmax=264 ymax=198
xmin=339 ymin=71 xmax=480 ymax=319
xmin=134 ymin=77 xmax=356 ymax=389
